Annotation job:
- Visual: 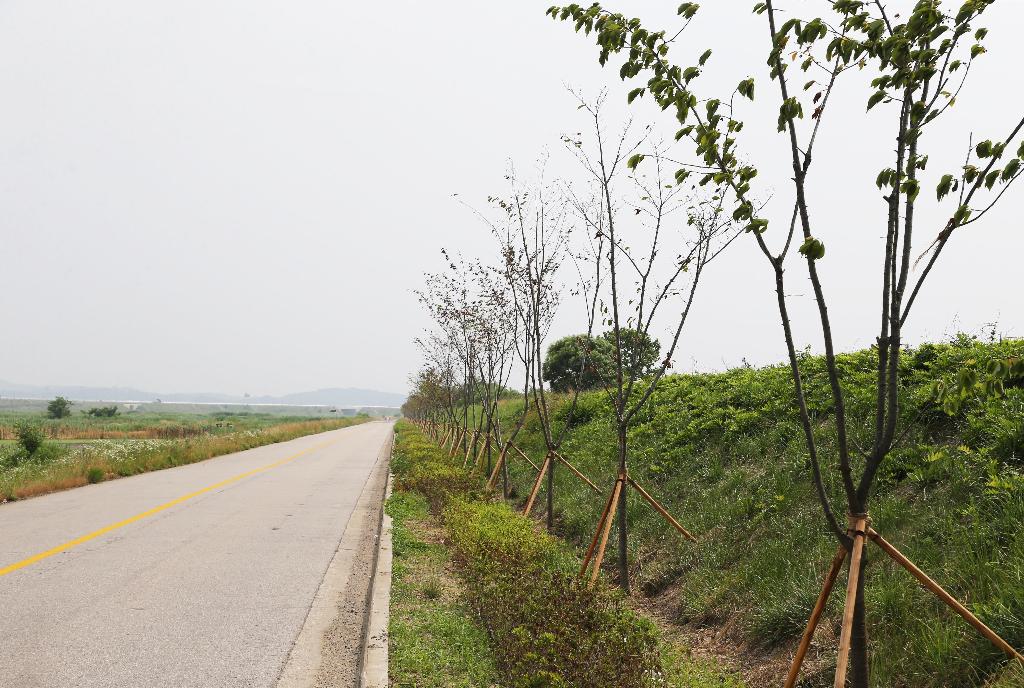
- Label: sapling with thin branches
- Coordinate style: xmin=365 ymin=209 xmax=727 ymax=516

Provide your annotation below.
xmin=565 ymin=96 xmax=738 ymax=592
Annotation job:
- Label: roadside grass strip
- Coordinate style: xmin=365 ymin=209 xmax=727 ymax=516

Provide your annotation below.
xmin=388 ymin=491 xmax=500 ymax=688
xmin=0 ymin=437 xmax=336 ymax=578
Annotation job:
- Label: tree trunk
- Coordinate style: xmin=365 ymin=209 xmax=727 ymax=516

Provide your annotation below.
xmin=849 ymin=548 xmax=869 ymax=688
xmin=616 ymin=424 xmax=629 ymax=593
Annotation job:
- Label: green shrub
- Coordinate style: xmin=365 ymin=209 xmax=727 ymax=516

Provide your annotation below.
xmin=392 ymin=426 xmax=479 ymax=511
xmin=86 ymin=467 xmax=105 ymax=484
xmin=444 ymin=499 xmax=663 ymax=688
xmin=46 ymin=396 xmax=72 ymax=419
xmin=15 ymin=422 xmax=45 ymax=455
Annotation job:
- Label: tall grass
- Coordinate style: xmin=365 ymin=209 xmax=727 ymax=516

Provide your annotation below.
xmin=0 ymin=416 xmax=369 ymax=502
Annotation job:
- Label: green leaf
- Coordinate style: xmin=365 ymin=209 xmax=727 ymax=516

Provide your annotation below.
xmin=627 ymin=87 xmax=646 ymax=104
xmin=798 ymin=236 xmax=825 ymax=260
xmin=953 ymin=204 xmax=972 ymax=224
xmin=976 ymin=140 xmax=993 ymax=158
xmin=627 ymin=153 xmax=645 ymax=170
xmin=746 ymin=217 xmax=769 ymax=233
xmin=1001 ymin=158 xmax=1020 ymax=181
xmin=677 ymin=3 xmax=699 ymax=19
xmin=936 ymin=174 xmax=954 ymax=200
xmin=737 ymin=77 xmax=755 ymax=100
xmin=901 ymin=179 xmax=920 ymax=202
xmin=698 ymin=49 xmax=712 ymax=65
xmin=867 ymin=90 xmax=886 ymax=110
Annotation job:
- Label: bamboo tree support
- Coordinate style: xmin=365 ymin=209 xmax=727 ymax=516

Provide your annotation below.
xmin=552 ymin=451 xmax=603 ymax=495
xmin=785 ymin=519 xmax=1024 ymax=688
xmin=522 ymin=453 xmax=552 ymax=515
xmin=782 ymin=545 xmax=848 ymax=688
xmin=448 ymin=427 xmax=464 ymax=458
xmin=510 ymin=443 xmax=540 ymax=471
xmin=578 ymin=472 xmax=697 ymax=586
xmin=626 ymin=477 xmax=698 ymax=542
xmin=833 ymin=516 xmax=868 ymax=688
xmin=486 ymin=440 xmax=512 ymax=490
xmin=587 ymin=477 xmax=623 ymax=587
xmin=579 ymin=479 xmax=620 ymax=578
xmin=474 ymin=434 xmax=491 ymax=472
xmin=866 ymin=528 xmax=1024 ymax=663
xmin=462 ymin=430 xmax=479 ymax=468
xmin=486 ymin=440 xmax=543 ymax=490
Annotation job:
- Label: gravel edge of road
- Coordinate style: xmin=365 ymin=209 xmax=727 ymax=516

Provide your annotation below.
xmin=274 ymin=424 xmax=393 ymax=688
xmin=360 ymin=468 xmax=393 ymax=688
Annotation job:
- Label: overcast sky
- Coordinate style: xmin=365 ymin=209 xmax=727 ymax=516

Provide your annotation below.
xmin=1 ymin=1 xmax=1021 ymax=397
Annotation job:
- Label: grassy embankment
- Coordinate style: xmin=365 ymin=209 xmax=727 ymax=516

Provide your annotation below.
xmin=388 ymin=420 xmax=742 ymax=688
xmin=473 ymin=337 xmax=1024 ymax=687
xmin=0 ymin=415 xmax=370 ymax=502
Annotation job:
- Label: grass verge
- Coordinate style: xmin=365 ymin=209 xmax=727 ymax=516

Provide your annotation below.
xmin=388 ymin=489 xmax=501 ymax=687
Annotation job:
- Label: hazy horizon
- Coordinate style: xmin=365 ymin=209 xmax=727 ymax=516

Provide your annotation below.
xmin=2 ymin=1 xmax=1021 ymax=396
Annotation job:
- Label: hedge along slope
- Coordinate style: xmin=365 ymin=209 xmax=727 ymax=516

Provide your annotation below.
xmin=391 ymin=421 xmax=665 ymax=688
xmin=493 ymin=337 xmax=1024 ymax=686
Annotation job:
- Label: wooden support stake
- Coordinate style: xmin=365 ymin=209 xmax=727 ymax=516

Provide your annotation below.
xmin=589 ymin=478 xmax=623 ymax=587
xmin=510 ymin=443 xmax=540 ymax=472
xmin=473 ymin=436 xmax=487 ymax=470
xmin=552 ymin=450 xmax=602 ymax=494
xmin=486 ymin=441 xmax=508 ymax=489
xmin=834 ymin=516 xmax=867 ymax=688
xmin=523 ymin=454 xmax=551 ymax=516
xmin=867 ymin=528 xmax=1024 ymax=663
xmin=627 ymin=477 xmax=698 ymax=543
xmin=462 ymin=431 xmax=478 ymax=468
xmin=784 ymin=545 xmax=848 ymax=688
xmin=580 ymin=483 xmax=618 ymax=578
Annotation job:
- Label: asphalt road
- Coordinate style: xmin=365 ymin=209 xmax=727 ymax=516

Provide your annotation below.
xmin=0 ymin=421 xmax=393 ymax=688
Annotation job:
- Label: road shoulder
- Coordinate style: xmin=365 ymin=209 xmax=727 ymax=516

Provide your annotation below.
xmin=275 ymin=428 xmax=393 ymax=688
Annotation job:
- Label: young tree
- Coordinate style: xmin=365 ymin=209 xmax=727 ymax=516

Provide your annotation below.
xmin=550 ymin=0 xmax=1024 ymax=682
xmin=565 ymin=97 xmax=737 ymax=591
xmin=489 ymin=165 xmax=601 ymax=531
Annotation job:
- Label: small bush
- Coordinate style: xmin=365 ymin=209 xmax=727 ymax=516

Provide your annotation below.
xmin=392 ymin=430 xmax=479 ymax=511
xmin=86 ymin=467 xmax=105 ymax=484
xmin=445 ymin=499 xmax=663 ymax=688
xmin=15 ymin=422 xmax=45 ymax=455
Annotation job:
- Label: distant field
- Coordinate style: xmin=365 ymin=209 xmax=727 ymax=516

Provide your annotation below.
xmin=0 ymin=410 xmax=375 ymax=501
xmin=0 ymin=408 xmax=385 ymax=441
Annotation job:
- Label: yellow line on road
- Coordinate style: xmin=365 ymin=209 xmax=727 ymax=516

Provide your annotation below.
xmin=0 ymin=438 xmax=335 ymax=578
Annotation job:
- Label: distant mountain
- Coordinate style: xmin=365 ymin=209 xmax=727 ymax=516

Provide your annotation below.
xmin=0 ymin=380 xmax=405 ymax=408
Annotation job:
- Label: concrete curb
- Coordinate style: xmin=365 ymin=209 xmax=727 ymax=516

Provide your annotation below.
xmin=360 ymin=449 xmax=394 ymax=687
